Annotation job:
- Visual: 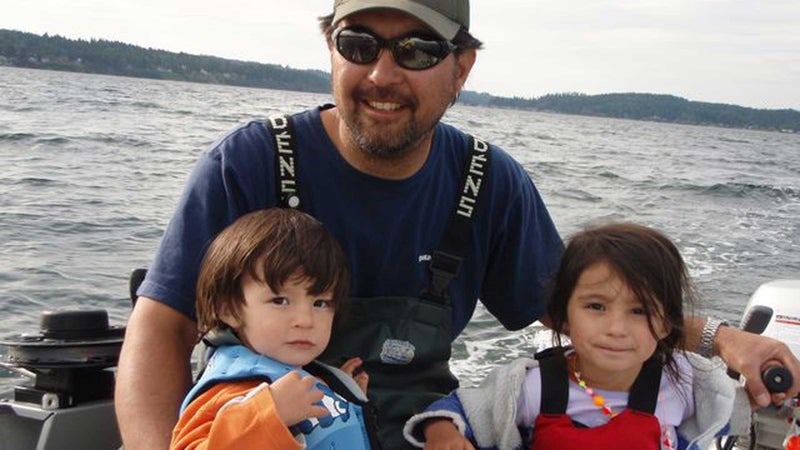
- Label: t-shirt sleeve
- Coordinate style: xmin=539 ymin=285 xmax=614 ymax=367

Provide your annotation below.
xmin=170 ymin=380 xmax=301 ymax=450
xmin=479 ymin=148 xmax=564 ymax=330
xmin=137 ymin=122 xmax=272 ymax=319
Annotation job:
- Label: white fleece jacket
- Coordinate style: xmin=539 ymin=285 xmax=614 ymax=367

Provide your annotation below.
xmin=405 ymin=352 xmax=751 ymax=450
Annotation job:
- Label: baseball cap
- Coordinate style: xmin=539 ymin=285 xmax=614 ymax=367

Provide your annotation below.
xmin=332 ymin=0 xmax=469 ymax=41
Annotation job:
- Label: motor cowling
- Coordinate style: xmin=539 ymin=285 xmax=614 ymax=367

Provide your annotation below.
xmin=0 ymin=309 xmax=124 ymax=409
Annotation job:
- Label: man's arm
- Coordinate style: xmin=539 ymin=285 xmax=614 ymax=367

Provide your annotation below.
xmin=115 ymin=297 xmax=198 ymax=450
xmin=685 ymin=316 xmax=800 ymax=407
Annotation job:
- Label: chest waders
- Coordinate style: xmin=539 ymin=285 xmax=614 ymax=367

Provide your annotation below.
xmin=267 ymin=114 xmax=492 ymax=449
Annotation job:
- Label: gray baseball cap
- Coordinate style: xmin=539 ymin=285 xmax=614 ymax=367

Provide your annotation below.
xmin=332 ymin=0 xmax=469 ymax=40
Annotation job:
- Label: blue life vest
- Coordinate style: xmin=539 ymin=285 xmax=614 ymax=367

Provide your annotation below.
xmin=181 ymin=344 xmax=374 ymax=450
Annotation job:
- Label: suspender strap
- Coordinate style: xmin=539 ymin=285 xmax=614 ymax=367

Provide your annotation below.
xmin=422 ymin=135 xmax=491 ymax=303
xmin=264 ymin=116 xmax=491 ymax=304
xmin=537 ymin=347 xmax=570 ymax=414
xmin=626 ymin=355 xmax=662 ymax=414
xmin=265 ymin=114 xmax=301 ymax=209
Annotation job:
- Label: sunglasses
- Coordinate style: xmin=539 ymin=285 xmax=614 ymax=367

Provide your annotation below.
xmin=333 ymin=27 xmax=457 ymax=71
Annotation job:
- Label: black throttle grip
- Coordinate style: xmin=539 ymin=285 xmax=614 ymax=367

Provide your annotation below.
xmin=726 ymin=305 xmax=775 ymax=381
xmin=762 ymin=365 xmax=793 ymax=393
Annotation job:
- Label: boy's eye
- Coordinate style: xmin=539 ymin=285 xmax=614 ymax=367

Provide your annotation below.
xmin=586 ymin=302 xmax=604 ymax=311
xmin=631 ymin=306 xmax=646 ymax=315
xmin=269 ymin=297 xmax=289 ymax=306
xmin=313 ymin=299 xmax=333 ymax=309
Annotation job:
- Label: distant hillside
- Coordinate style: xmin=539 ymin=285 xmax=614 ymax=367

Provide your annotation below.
xmin=2 ymin=29 xmax=798 ymax=132
xmin=0 ymin=29 xmax=330 ymax=93
xmin=461 ymin=91 xmax=800 ymax=133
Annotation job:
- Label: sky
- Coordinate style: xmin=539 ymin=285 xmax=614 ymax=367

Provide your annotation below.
xmin=2 ymin=0 xmax=799 ymax=110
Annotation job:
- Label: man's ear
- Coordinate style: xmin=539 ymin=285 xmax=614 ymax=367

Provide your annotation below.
xmin=454 ymin=48 xmax=477 ymax=93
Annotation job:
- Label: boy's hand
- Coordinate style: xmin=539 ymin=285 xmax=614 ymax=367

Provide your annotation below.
xmin=269 ymin=371 xmax=328 ymax=426
xmin=423 ymin=419 xmax=475 ymax=450
xmin=340 ymin=356 xmax=369 ymax=394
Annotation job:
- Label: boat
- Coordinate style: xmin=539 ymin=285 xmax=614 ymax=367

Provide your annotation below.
xmin=731 ymin=280 xmax=800 ymax=450
xmin=0 ymin=309 xmax=123 ymax=449
xmin=1 ymin=279 xmax=799 ymax=450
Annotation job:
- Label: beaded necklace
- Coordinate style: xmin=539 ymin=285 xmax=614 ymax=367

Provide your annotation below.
xmin=572 ymin=369 xmax=618 ymax=418
xmin=571 ymin=357 xmax=675 ymax=450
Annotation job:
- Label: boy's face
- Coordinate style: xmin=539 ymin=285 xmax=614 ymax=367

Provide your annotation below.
xmin=221 ymin=272 xmax=335 ymax=366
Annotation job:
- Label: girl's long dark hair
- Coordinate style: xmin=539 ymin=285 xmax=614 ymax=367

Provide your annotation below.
xmin=547 ymin=222 xmax=696 ymax=382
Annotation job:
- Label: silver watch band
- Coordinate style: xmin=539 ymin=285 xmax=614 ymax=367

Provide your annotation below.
xmin=698 ymin=317 xmax=729 ymax=358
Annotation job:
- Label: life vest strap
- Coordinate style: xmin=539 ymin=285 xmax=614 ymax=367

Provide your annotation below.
xmin=536 ymin=347 xmax=663 ymax=415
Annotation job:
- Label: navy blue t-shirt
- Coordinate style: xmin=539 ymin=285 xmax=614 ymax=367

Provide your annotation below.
xmin=138 ymin=106 xmax=563 ymax=337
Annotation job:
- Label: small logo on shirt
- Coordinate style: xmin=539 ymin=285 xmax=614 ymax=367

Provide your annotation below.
xmin=418 ymin=254 xmax=431 ymax=263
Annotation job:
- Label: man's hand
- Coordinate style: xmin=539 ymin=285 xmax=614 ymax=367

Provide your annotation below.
xmin=339 ymin=356 xmax=369 ymax=394
xmin=423 ymin=419 xmax=475 ymax=450
xmin=269 ymin=371 xmax=329 ymax=426
xmin=716 ymin=325 xmax=800 ymax=407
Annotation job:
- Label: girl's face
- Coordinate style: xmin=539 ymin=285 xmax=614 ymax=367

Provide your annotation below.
xmin=566 ymin=261 xmax=668 ymax=391
xmin=221 ymin=273 xmax=335 ymax=367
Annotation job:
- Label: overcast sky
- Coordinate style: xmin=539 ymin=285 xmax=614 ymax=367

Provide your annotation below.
xmin=3 ymin=0 xmax=799 ymax=110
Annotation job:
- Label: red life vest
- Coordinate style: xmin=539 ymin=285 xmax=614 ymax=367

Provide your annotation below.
xmin=530 ymin=348 xmax=663 ymax=450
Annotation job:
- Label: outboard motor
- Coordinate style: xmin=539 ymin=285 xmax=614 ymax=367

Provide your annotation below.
xmin=0 ymin=309 xmax=124 ymax=450
xmin=735 ymin=280 xmax=800 ymax=450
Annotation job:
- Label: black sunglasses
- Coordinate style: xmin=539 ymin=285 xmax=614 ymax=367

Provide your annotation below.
xmin=333 ymin=27 xmax=457 ymax=71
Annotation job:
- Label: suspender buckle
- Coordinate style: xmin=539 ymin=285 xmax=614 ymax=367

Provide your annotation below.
xmin=421 ymin=251 xmax=463 ymax=303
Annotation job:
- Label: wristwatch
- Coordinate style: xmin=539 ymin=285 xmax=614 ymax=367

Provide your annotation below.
xmin=698 ymin=317 xmax=729 ymax=358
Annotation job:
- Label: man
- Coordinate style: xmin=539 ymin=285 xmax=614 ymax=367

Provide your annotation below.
xmin=115 ymin=1 xmax=800 ymax=449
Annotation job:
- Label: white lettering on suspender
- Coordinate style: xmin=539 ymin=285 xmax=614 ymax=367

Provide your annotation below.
xmin=456 ymin=137 xmax=488 ymax=218
xmin=269 ymin=116 xmax=297 ymax=196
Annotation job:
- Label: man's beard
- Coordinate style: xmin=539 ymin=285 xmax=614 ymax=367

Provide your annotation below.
xmin=340 ymin=86 xmax=449 ymax=160
xmin=345 ymin=115 xmax=428 ymax=160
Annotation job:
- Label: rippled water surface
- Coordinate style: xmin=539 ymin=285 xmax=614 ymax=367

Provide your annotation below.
xmin=1 ymin=66 xmax=799 ymax=389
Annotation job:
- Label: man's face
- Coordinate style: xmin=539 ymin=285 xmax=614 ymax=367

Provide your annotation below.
xmin=329 ymin=9 xmax=475 ymax=160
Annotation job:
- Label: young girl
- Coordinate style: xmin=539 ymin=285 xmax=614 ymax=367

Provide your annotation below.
xmin=404 ymin=222 xmax=750 ymax=450
xmin=170 ymin=208 xmax=379 ymax=450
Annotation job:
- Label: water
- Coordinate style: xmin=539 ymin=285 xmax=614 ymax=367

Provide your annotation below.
xmin=1 ymin=66 xmax=799 ymax=391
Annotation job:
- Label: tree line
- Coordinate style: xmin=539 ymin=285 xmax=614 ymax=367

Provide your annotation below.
xmin=462 ymin=92 xmax=800 ymax=132
xmin=1 ymin=29 xmax=797 ymax=132
xmin=0 ymin=29 xmax=329 ymax=93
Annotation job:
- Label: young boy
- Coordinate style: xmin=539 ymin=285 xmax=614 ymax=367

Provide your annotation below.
xmin=170 ymin=208 xmax=379 ymax=450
